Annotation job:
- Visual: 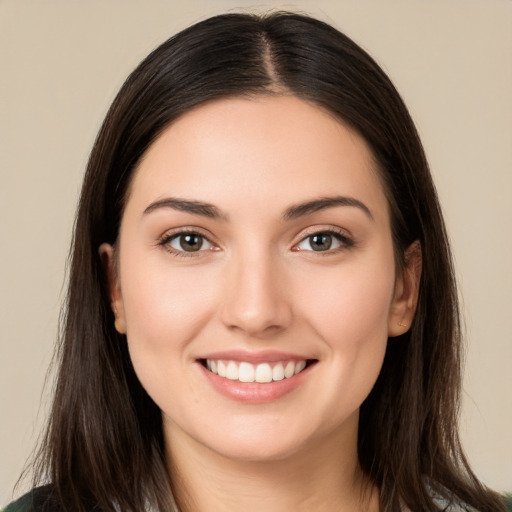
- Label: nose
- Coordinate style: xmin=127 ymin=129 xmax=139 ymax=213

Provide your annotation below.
xmin=220 ymin=250 xmax=293 ymax=338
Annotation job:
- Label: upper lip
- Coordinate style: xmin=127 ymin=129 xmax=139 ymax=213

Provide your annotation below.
xmin=198 ymin=350 xmax=316 ymax=364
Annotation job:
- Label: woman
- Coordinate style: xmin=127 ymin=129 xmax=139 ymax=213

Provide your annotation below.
xmin=5 ymin=11 xmax=509 ymax=512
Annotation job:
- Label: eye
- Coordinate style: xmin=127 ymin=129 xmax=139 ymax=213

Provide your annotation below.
xmin=295 ymin=230 xmax=351 ymax=252
xmin=165 ymin=232 xmax=214 ymax=253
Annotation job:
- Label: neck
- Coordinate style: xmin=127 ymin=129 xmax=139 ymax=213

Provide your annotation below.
xmin=165 ymin=418 xmax=379 ymax=512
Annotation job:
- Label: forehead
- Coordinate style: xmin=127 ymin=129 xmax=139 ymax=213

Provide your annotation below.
xmin=126 ymin=95 xmax=389 ymax=221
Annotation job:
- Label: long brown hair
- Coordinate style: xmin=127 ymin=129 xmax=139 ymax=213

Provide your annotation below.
xmin=32 ymin=11 xmax=504 ymax=512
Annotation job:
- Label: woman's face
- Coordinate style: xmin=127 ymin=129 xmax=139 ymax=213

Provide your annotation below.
xmin=103 ymin=96 xmax=417 ymax=462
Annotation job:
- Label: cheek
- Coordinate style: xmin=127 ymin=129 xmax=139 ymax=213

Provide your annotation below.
xmin=122 ymin=254 xmax=216 ymax=335
xmin=293 ymin=257 xmax=395 ymax=427
xmin=296 ymin=257 xmax=395 ymax=346
xmin=119 ymin=255 xmax=218 ymax=386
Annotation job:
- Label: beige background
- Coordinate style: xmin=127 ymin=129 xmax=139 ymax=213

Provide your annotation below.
xmin=1 ymin=0 xmax=511 ymax=504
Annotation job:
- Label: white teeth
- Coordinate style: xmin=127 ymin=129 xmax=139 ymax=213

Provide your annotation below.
xmin=255 ymin=363 xmax=272 ymax=383
xmin=295 ymin=360 xmax=306 ymax=374
xmin=284 ymin=361 xmax=295 ymax=378
xmin=205 ymin=359 xmax=310 ymax=383
xmin=238 ymin=362 xmax=255 ymax=382
xmin=272 ymin=363 xmax=285 ymax=381
xmin=217 ymin=360 xmax=227 ymax=377
xmin=226 ymin=361 xmax=238 ymax=380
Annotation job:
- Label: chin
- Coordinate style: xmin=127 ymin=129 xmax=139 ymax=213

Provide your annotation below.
xmin=192 ymin=411 xmax=345 ymax=464
xmin=208 ymin=435 xmax=309 ymax=463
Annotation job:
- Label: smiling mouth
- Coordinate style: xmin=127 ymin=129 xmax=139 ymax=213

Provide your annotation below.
xmin=200 ymin=359 xmax=317 ymax=383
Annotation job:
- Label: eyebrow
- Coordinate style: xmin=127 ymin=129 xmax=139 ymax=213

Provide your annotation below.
xmin=282 ymin=196 xmax=373 ymax=221
xmin=143 ymin=198 xmax=227 ymax=220
xmin=143 ymin=195 xmax=373 ymax=222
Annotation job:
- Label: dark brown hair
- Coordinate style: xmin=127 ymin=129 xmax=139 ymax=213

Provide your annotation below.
xmin=31 ymin=11 xmax=504 ymax=512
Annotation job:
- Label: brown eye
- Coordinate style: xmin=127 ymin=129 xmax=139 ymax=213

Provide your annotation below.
xmin=168 ymin=233 xmax=212 ymax=252
xmin=309 ymin=234 xmax=333 ymax=251
xmin=295 ymin=231 xmax=351 ymax=252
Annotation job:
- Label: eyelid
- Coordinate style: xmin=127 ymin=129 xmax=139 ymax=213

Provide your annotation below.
xmin=292 ymin=226 xmax=354 ymax=252
xmin=156 ymin=225 xmax=354 ymax=257
xmin=157 ymin=226 xmax=220 ymax=256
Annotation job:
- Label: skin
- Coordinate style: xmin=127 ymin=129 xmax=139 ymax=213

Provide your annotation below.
xmin=101 ymin=95 xmax=421 ymax=511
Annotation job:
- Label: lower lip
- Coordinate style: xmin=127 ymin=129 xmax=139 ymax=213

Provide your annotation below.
xmin=198 ymin=362 xmax=314 ymax=403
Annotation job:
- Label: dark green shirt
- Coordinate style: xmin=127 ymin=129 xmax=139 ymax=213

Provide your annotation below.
xmin=3 ymin=487 xmax=512 ymax=511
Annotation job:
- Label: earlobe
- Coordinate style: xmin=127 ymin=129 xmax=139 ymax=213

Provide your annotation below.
xmin=388 ymin=241 xmax=422 ymax=337
xmin=99 ymin=243 xmax=127 ymax=334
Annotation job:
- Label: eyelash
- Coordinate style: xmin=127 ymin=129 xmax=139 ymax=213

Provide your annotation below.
xmin=292 ymin=228 xmax=354 ymax=255
xmin=157 ymin=227 xmax=354 ymax=258
xmin=157 ymin=228 xmax=216 ymax=258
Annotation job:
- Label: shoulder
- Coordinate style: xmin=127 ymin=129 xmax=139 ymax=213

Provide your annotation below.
xmin=427 ymin=480 xmax=512 ymax=512
xmin=440 ymin=493 xmax=512 ymax=512
xmin=2 ymin=486 xmax=63 ymax=512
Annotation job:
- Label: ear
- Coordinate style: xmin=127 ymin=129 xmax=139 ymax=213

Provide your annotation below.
xmin=388 ymin=241 xmax=422 ymax=337
xmin=99 ymin=243 xmax=127 ymax=334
